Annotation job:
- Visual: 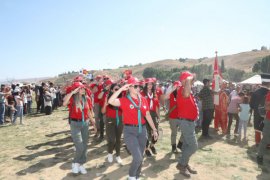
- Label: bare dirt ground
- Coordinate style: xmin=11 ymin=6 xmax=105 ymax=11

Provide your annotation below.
xmin=0 ymin=108 xmax=269 ymax=180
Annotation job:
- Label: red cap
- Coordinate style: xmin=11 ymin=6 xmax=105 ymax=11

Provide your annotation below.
xmin=139 ymin=80 xmax=145 ymax=86
xmin=173 ymin=81 xmax=182 ymax=87
xmin=152 ymin=77 xmax=157 ymax=83
xmin=104 ymin=79 xmax=114 ymax=86
xmin=73 ymin=76 xmax=83 ymax=82
xmin=145 ymin=78 xmax=155 ymax=84
xmin=70 ymin=82 xmax=85 ymax=91
xmin=179 ymin=71 xmax=193 ymax=82
xmin=127 ymin=76 xmax=140 ymax=85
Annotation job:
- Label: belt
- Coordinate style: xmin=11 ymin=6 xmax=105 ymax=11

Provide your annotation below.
xmin=124 ymin=124 xmax=146 ymax=127
xmin=70 ymin=118 xmax=89 ymax=122
xmin=179 ymin=118 xmax=194 ymax=122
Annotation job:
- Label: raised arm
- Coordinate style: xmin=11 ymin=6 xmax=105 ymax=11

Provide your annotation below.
xmin=62 ymin=87 xmax=80 ymax=106
xmin=108 ymin=84 xmax=129 ymax=107
xmin=182 ymin=77 xmax=193 ymax=98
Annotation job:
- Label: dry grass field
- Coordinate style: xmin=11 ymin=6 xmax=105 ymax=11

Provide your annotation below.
xmin=0 ymin=108 xmax=269 ymax=180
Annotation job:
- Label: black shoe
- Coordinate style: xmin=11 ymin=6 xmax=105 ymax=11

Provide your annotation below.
xmin=145 ymin=149 xmax=152 ymax=157
xmin=257 ymin=156 xmax=263 ymax=165
xmin=150 ymin=146 xmax=157 ymax=155
xmin=186 ymin=164 xmax=197 ymax=174
xmin=177 ymin=140 xmax=183 ymax=150
xmin=176 ymin=163 xmax=191 ymax=178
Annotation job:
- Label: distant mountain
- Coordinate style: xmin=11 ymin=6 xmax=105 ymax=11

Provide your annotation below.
xmin=3 ymin=49 xmax=269 ymax=85
xmin=0 ymin=77 xmax=52 ymax=85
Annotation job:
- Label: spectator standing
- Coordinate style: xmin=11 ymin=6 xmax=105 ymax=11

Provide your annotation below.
xmin=198 ymin=79 xmax=214 ymax=139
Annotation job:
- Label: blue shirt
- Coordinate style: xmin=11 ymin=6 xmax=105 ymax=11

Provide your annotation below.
xmin=239 ymin=104 xmax=250 ymax=121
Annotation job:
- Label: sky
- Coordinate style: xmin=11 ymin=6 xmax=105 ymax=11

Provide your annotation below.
xmin=0 ymin=0 xmax=270 ymax=80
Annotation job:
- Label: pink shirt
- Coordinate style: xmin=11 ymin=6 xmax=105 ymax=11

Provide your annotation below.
xmin=227 ymin=96 xmax=241 ymax=114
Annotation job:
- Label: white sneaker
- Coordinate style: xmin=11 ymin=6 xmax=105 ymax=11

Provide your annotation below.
xmin=79 ymin=165 xmax=87 ymax=174
xmin=115 ymin=156 xmax=122 ymax=164
xmin=107 ymin=153 xmax=113 ymax=163
xmin=128 ymin=176 xmax=136 ymax=180
xmin=72 ymin=163 xmax=79 ymax=174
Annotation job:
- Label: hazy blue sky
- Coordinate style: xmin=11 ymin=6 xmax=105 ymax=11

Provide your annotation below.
xmin=0 ymin=0 xmax=269 ymax=79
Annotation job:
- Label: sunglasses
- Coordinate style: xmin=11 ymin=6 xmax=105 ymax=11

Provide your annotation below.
xmin=130 ymin=85 xmax=139 ymax=89
xmin=114 ymin=88 xmax=119 ymax=91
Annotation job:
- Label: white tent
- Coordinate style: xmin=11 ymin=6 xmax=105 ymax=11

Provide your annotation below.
xmin=240 ymin=74 xmax=261 ymax=85
xmin=194 ymin=80 xmax=204 ymax=86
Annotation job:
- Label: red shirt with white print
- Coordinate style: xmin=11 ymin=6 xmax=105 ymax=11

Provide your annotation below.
xmin=68 ymin=96 xmax=93 ymax=120
xmin=119 ymin=96 xmax=149 ymax=125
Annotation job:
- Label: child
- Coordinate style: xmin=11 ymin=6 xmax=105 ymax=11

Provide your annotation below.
xmin=238 ymin=96 xmax=251 ymax=141
xmin=9 ymin=101 xmax=17 ymax=123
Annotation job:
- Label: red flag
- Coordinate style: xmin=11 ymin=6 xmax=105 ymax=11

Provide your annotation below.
xmin=212 ymin=52 xmax=222 ymax=90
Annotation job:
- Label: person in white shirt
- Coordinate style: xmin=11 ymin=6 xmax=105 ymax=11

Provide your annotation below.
xmin=13 ymin=88 xmax=24 ymax=124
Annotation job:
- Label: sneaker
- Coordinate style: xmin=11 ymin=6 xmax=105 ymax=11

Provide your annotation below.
xmin=115 ymin=156 xmax=122 ymax=164
xmin=79 ymin=165 xmax=87 ymax=174
xmin=150 ymin=146 xmax=157 ymax=155
xmin=72 ymin=163 xmax=80 ymax=174
xmin=145 ymin=149 xmax=152 ymax=157
xmin=128 ymin=176 xmax=136 ymax=180
xmin=107 ymin=153 xmax=113 ymax=163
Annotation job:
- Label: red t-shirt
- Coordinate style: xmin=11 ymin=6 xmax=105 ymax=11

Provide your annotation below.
xmin=106 ymin=105 xmax=123 ymax=119
xmin=140 ymin=92 xmax=159 ymax=112
xmin=68 ymin=96 xmax=93 ymax=120
xmin=169 ymin=93 xmax=178 ymax=119
xmin=119 ymin=96 xmax=149 ymax=125
xmin=176 ymin=87 xmax=198 ymax=121
xmin=266 ymin=92 xmax=270 ymax=120
xmin=99 ymin=91 xmax=108 ymax=107
xmin=156 ymin=87 xmax=163 ymax=100
xmin=93 ymin=84 xmax=103 ymax=104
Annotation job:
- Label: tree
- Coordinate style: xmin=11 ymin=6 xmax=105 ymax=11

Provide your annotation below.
xmin=252 ymin=61 xmax=261 ymax=73
xmin=221 ymin=59 xmax=226 ymax=73
xmin=142 ymin=67 xmax=156 ymax=78
xmin=261 ymin=46 xmax=268 ymax=51
xmin=260 ymin=55 xmax=270 ymax=73
xmin=227 ymin=68 xmax=245 ymax=82
xmin=252 ymin=55 xmax=270 ymax=73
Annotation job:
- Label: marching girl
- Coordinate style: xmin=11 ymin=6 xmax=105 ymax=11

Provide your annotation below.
xmin=101 ymin=83 xmax=123 ymax=164
xmin=162 ymin=81 xmax=182 ymax=153
xmin=63 ymin=82 xmax=96 ymax=175
xmin=141 ymin=78 xmax=160 ymax=157
xmin=108 ymin=76 xmax=158 ymax=180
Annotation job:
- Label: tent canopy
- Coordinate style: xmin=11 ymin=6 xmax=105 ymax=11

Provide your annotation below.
xmin=240 ymin=75 xmax=261 ymax=85
xmin=194 ymin=80 xmax=204 ymax=86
